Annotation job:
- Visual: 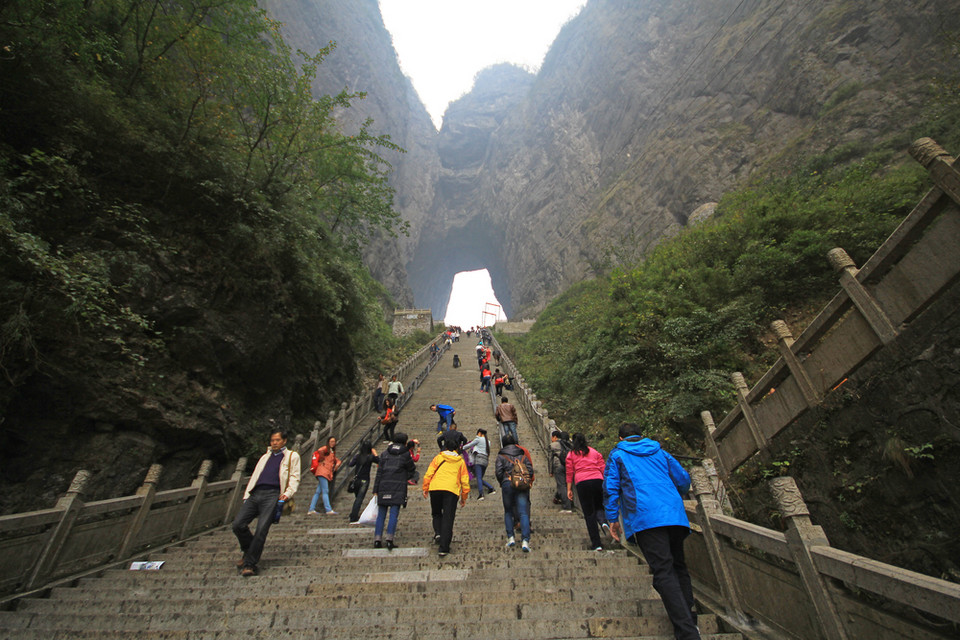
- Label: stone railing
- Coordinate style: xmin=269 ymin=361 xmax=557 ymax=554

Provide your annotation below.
xmin=704 ymin=138 xmax=960 ymax=478
xmin=684 ymin=467 xmax=960 ymax=639
xmin=296 ymin=332 xmax=446 ymax=468
xmin=0 ymin=458 xmax=248 ymax=601
xmin=0 ymin=332 xmax=446 ymax=602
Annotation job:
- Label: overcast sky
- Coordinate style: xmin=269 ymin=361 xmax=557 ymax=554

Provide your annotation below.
xmin=379 ymin=0 xmax=586 ymax=130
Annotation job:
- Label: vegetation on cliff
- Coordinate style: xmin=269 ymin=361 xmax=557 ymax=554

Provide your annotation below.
xmin=499 ymin=148 xmax=934 ymax=451
xmin=0 ymin=0 xmax=412 ymax=508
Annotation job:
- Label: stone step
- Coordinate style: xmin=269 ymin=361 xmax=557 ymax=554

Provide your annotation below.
xmin=16 ymin=594 xmax=659 ymax=620
xmin=0 ymin=611 xmax=723 ymax=637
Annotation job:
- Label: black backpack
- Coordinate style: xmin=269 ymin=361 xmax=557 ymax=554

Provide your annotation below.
xmin=557 ymin=439 xmax=573 ymax=468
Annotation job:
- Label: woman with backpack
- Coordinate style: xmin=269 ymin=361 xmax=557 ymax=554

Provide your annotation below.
xmin=347 ymin=440 xmax=379 ymax=524
xmin=422 ymin=437 xmax=471 ymax=557
xmin=565 ymin=433 xmax=609 ymax=550
xmin=462 ymin=428 xmax=496 ymax=500
xmin=495 ymin=434 xmax=535 ymax=552
xmin=308 ymin=437 xmax=342 ymax=515
xmin=372 ymin=432 xmax=417 ymax=550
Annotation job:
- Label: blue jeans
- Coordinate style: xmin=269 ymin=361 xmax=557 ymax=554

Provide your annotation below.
xmin=501 ymin=481 xmax=530 ymax=542
xmin=474 ymin=463 xmax=495 ymax=497
xmin=437 ymin=413 xmax=453 ymax=432
xmin=309 ymin=476 xmax=332 ymax=513
xmin=502 ymin=421 xmax=518 ymax=443
xmin=375 ymin=504 xmax=401 ymax=541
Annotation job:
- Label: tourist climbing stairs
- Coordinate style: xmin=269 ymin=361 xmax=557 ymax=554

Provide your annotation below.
xmin=0 ymin=339 xmax=742 ymax=639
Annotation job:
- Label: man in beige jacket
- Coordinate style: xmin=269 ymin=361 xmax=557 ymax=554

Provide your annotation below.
xmin=232 ymin=428 xmax=300 ymax=576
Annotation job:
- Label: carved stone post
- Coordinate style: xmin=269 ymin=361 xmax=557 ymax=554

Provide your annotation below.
xmin=180 ymin=460 xmax=213 ymax=539
xmin=731 ymin=372 xmax=770 ymax=461
xmin=909 ymin=137 xmax=960 ymax=204
xmin=27 ymin=470 xmax=91 ymax=589
xmin=336 ymin=402 xmax=348 ymax=440
xmin=770 ymin=477 xmax=849 ymax=640
xmin=691 ymin=467 xmax=743 ymax=617
xmin=700 ymin=411 xmax=729 ymax=481
xmin=346 ymin=395 xmax=359 ymax=430
xmin=827 ymin=248 xmax=898 ymax=345
xmin=311 ymin=421 xmax=321 ymax=452
xmin=771 ymin=320 xmax=821 ymax=407
xmin=325 ymin=411 xmax=336 ymax=440
xmin=223 ymin=457 xmax=248 ymax=525
xmin=118 ymin=464 xmax=163 ymax=559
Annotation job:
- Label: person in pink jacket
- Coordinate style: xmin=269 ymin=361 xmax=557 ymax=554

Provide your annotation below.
xmin=566 ymin=433 xmax=610 ymax=550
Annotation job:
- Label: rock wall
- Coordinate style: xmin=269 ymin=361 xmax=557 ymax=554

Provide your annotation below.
xmin=264 ymin=0 xmax=958 ymax=320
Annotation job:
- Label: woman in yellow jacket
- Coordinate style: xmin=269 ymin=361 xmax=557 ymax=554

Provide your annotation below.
xmin=422 ymin=436 xmax=471 ymax=557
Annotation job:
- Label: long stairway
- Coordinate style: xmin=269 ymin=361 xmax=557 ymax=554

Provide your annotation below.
xmin=0 ymin=338 xmax=742 ymax=639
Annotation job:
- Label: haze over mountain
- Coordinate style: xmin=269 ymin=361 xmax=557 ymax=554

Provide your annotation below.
xmin=265 ymin=0 xmax=958 ymax=320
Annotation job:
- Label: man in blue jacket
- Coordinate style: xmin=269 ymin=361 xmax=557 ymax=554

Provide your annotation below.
xmin=604 ymin=422 xmax=700 ymax=640
xmin=430 ymin=403 xmax=456 ymax=433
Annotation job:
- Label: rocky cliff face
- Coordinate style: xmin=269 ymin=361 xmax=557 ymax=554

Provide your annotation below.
xmin=262 ymin=0 xmax=440 ymax=308
xmin=264 ymin=0 xmax=957 ymax=319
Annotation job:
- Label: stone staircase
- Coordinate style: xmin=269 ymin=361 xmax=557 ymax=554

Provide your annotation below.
xmin=0 ymin=339 xmax=742 ymax=639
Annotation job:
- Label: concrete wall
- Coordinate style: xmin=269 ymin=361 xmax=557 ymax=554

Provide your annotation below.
xmin=392 ymin=309 xmax=433 ymax=337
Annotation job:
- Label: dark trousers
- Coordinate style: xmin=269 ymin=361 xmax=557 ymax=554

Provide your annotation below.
xmin=630 ymin=526 xmax=699 ymax=640
xmin=349 ymin=479 xmax=370 ymax=523
xmin=575 ymin=479 xmax=607 ymax=548
xmin=232 ymin=487 xmax=280 ymax=569
xmin=553 ymin=466 xmax=572 ymax=509
xmin=430 ymin=490 xmax=460 ymax=553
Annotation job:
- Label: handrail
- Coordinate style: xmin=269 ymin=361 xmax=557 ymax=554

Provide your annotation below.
xmin=705 ymin=138 xmax=960 ymax=477
xmin=0 ymin=332 xmax=446 ymax=602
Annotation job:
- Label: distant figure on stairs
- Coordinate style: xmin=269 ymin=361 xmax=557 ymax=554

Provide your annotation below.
xmin=604 ymin=422 xmax=700 ymax=640
xmin=232 ymin=428 xmax=301 ymax=578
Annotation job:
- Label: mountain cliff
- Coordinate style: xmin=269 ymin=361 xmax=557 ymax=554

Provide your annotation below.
xmin=425 ymin=0 xmax=959 ymax=317
xmin=262 ymin=0 xmax=440 ymax=308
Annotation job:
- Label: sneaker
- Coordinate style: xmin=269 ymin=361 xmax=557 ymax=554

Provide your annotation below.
xmin=478 ymin=496 xmax=485 ymax=501
xmin=594 ymin=546 xmax=604 ymax=552
xmin=521 ymin=540 xmax=530 ymax=553
xmin=438 ymin=551 xmax=448 ymax=557
xmin=601 ymin=522 xmax=611 ymax=536
xmin=433 ymin=534 xmax=441 ymax=545
xmin=326 ymin=510 xmax=337 ymax=515
xmin=349 ymin=521 xmax=360 ymax=525
xmin=506 ymin=536 xmax=515 ymax=549
xmin=407 ymin=480 xmax=417 ymax=485
xmin=240 ymin=566 xmax=257 ymax=577
xmin=386 ymin=540 xmax=395 ymax=551
xmin=487 ymin=489 xmax=496 ymax=495
xmin=560 ymin=509 xmax=573 ymax=514
xmin=307 ymin=510 xmax=318 ymax=515
xmin=373 ymin=540 xmax=382 ymax=549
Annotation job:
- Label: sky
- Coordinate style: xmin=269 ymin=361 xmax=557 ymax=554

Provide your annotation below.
xmin=379 ymin=0 xmax=587 ymax=130
xmin=443 ymin=269 xmax=506 ymax=328
xmin=378 ymin=1 xmax=586 ymax=324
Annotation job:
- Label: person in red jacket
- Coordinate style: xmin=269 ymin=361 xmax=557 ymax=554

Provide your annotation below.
xmin=308 ymin=437 xmax=342 ymax=515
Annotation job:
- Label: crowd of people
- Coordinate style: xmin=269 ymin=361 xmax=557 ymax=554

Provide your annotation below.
xmin=231 ymin=337 xmax=701 ymax=640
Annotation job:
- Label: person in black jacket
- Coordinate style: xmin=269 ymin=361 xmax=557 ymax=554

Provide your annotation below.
xmin=372 ymin=432 xmax=416 ymax=550
xmin=347 ymin=440 xmax=379 ymax=524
